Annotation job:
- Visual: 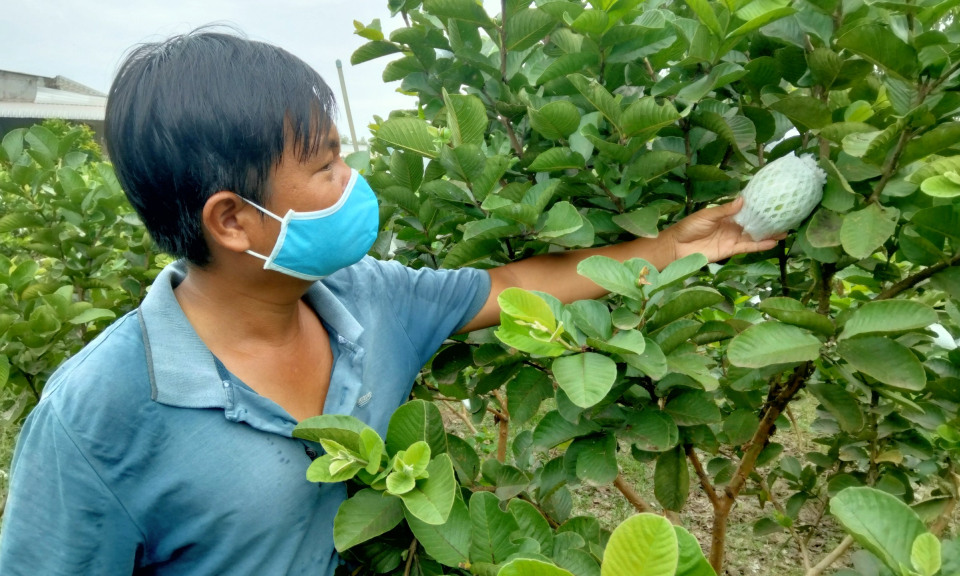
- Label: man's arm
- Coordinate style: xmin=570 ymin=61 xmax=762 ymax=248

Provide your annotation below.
xmin=457 ymin=198 xmax=782 ymax=334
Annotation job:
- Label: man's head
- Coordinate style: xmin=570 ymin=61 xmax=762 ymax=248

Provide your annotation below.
xmin=105 ymin=25 xmax=347 ymax=268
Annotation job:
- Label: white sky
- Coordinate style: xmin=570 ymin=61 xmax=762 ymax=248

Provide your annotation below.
xmin=2 ymin=0 xmax=501 ymax=142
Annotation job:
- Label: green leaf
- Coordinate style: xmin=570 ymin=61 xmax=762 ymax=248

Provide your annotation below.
xmin=727 ymin=322 xmax=822 ymax=368
xmin=469 ymin=491 xmax=521 ymax=564
xmin=601 ymin=513 xmax=678 ymax=576
xmin=912 ymin=205 xmax=960 ymax=241
xmin=836 ymin=337 xmax=926 ymax=391
xmin=768 ymin=96 xmax=832 ymax=130
xmin=836 ymin=24 xmax=919 ymax=82
xmin=612 ymin=207 xmax=659 ymax=238
xmin=684 ymin=0 xmax=723 ymax=38
xmin=386 ymin=400 xmax=447 ymax=456
xmin=507 ymin=368 xmax=554 ymax=426
xmin=351 ymin=41 xmax=403 ymax=65
xmin=536 ymin=52 xmax=600 ymax=85
xmin=839 ymin=300 xmax=938 ymax=340
xmin=595 ymin=329 xmax=647 ymax=357
xmin=664 ymin=390 xmax=721 ymax=426
xmin=552 ymin=352 xmax=618 ymax=408
xmin=901 ymin=122 xmax=960 ymax=165
xmin=621 ymin=97 xmax=681 ymax=139
xmin=840 ymin=204 xmax=898 ymax=259
xmin=497 ymin=314 xmax=568 ymax=357
xmin=625 ymin=409 xmax=680 ymax=452
xmin=624 ymin=151 xmax=688 ymax=184
xmin=0 ymin=356 xmax=8 ymax=388
xmin=332 ymin=489 xmax=405 ymax=552
xmin=567 ymin=73 xmax=622 ymax=131
xmin=528 ymin=147 xmax=585 ymax=171
xmin=674 ymin=525 xmax=717 ymax=576
xmin=723 ymin=409 xmax=759 ymax=446
xmin=0 ymin=212 xmax=44 ymax=234
xmin=506 ymin=8 xmax=556 ymax=51
xmin=652 ymin=253 xmax=708 ymax=295
xmin=805 ymin=208 xmax=842 ymax=248
xmin=654 ymin=446 xmax=690 ymax=511
xmin=920 ymin=175 xmax=960 ymax=197
xmin=405 ymin=492 xmax=471 ymax=567
xmin=758 ymin=297 xmax=834 ymax=336
xmin=441 ymin=144 xmax=487 ymax=182
xmin=538 ymin=202 xmax=584 ymax=239
xmin=2 ymin=129 xmax=23 ymax=163
xmin=648 ymin=287 xmax=724 ymax=330
xmin=807 ymin=383 xmax=864 ymax=433
xmin=498 ymin=288 xmax=558 ymax=332
xmin=398 ymin=454 xmax=458 ymax=525
xmin=424 ymin=0 xmax=494 ymax=26
xmin=443 ymin=89 xmax=488 ymax=147
xmin=500 ymin=559 xmax=575 ymax=576
xmin=529 ymin=101 xmax=581 ymax=140
xmin=577 ymin=255 xmax=643 ymax=300
xmin=911 ymin=533 xmax=941 ymax=576
xmin=294 ymin=414 xmax=368 ymax=452
xmin=67 ymin=308 xmax=116 ymax=325
xmin=443 ymin=238 xmax=501 ymax=269
xmin=726 ymin=6 xmax=795 ymax=39
xmin=25 ymin=125 xmax=59 ymax=159
xmin=829 ymin=487 xmax=928 ymax=573
xmin=573 ymin=433 xmax=620 ymax=486
xmin=378 ymin=117 xmax=438 ymax=158
xmin=532 ymin=410 xmax=601 ymax=448
xmin=807 ymin=47 xmax=843 ymax=89
xmin=568 ymin=9 xmax=609 ymax=35
xmin=622 ymin=338 xmax=669 ymax=380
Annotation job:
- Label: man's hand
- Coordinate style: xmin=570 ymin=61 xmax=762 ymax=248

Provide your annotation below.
xmin=662 ymin=197 xmax=786 ymax=263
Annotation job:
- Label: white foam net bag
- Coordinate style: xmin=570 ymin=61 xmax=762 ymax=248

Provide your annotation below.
xmin=732 ymin=151 xmax=827 ymax=241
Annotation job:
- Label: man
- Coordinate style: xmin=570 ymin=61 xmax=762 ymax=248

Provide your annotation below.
xmin=0 ymin=27 xmax=781 ymax=575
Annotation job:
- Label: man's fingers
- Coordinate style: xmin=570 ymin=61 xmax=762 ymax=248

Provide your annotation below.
xmin=738 ymin=238 xmax=780 ymax=253
xmin=700 ymin=196 xmax=744 ymax=222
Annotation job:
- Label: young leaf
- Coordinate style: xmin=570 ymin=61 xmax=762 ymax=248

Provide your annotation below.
xmin=551 ymin=352 xmax=618 ymax=408
xmin=601 ymin=513 xmax=679 ymax=576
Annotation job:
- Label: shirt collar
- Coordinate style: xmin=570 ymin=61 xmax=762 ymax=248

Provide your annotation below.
xmin=137 ymin=260 xmax=364 ymax=409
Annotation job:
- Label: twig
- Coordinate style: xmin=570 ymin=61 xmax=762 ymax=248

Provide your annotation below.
xmin=930 ymin=469 xmax=959 ymax=536
xmin=444 ymin=401 xmax=478 ymax=435
xmin=779 ymin=242 xmax=790 ymax=297
xmin=867 ymin=128 xmax=912 ymax=204
xmin=492 ymin=390 xmax=509 ymax=463
xmin=499 ymin=0 xmax=508 ymax=84
xmin=875 ymin=252 xmax=960 ymax=300
xmin=786 ymin=406 xmax=804 ymax=452
xmin=613 ymin=473 xmax=655 ymax=513
xmin=759 ymin=477 xmax=811 ymax=573
xmin=804 ymin=536 xmax=854 ymax=576
xmin=403 ymin=537 xmax=417 ymax=576
xmin=686 ymin=445 xmax=721 ymax=508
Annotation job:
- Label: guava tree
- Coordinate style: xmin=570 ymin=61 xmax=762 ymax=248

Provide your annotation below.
xmin=329 ymin=0 xmax=960 ymax=574
xmin=0 ymin=123 xmax=168 ymax=421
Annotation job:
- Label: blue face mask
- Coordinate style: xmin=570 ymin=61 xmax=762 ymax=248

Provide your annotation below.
xmin=244 ymin=168 xmax=380 ymax=281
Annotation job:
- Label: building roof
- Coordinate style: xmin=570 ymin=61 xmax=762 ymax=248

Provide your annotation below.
xmin=0 ymin=70 xmax=106 ymax=121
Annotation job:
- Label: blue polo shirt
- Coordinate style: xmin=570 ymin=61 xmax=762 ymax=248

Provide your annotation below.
xmin=0 ymin=256 xmax=490 ymax=575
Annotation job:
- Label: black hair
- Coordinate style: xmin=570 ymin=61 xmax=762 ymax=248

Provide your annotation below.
xmin=104 ymin=24 xmax=338 ymax=266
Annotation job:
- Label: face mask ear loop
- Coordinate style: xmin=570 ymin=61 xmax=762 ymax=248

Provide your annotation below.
xmin=242 ymin=197 xmax=285 ymax=223
xmin=242 ymin=197 xmax=284 ymax=263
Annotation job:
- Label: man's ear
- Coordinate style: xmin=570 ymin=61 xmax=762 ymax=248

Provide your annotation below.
xmin=201 ymin=191 xmax=275 ymax=255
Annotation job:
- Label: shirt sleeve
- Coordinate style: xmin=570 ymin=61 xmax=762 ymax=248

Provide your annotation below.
xmin=373 ymin=259 xmax=492 ymax=366
xmin=0 ymin=401 xmax=143 ymax=575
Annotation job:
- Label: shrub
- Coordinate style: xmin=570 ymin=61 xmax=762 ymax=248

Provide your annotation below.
xmin=0 ymin=123 xmax=167 ymax=421
xmin=331 ymin=0 xmax=960 ymax=574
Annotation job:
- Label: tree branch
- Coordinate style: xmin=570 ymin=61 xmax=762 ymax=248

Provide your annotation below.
xmin=804 ymin=535 xmax=854 ymax=576
xmin=492 ymin=390 xmax=509 ymax=463
xmin=875 ymin=252 xmax=960 ymax=300
xmin=709 ymin=362 xmax=814 ymax=572
xmin=613 ymin=473 xmax=655 ymax=513
xmin=686 ymin=445 xmax=721 ymax=508
xmin=403 ymin=537 xmax=418 ymax=576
